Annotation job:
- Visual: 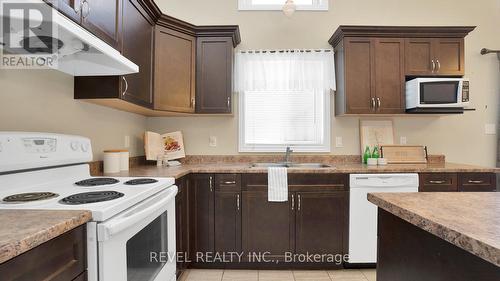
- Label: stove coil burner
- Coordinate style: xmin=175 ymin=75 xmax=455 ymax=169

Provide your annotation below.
xmin=3 ymin=192 xmax=59 ymax=203
xmin=60 ymin=191 xmax=124 ymax=205
xmin=124 ymin=178 xmax=159 ymax=185
xmin=75 ymin=178 xmax=120 ymax=187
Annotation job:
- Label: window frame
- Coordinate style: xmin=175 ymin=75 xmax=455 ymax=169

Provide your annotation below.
xmin=238 ymin=0 xmax=329 ymax=11
xmin=238 ymin=89 xmax=331 ymax=153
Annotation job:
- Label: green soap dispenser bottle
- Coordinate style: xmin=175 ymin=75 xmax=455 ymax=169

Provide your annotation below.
xmin=363 ymin=146 xmax=371 ymax=164
xmin=372 ymin=145 xmax=380 ymax=159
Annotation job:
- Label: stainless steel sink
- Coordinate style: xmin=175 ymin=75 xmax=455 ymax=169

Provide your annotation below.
xmin=250 ymin=162 xmax=331 ymax=168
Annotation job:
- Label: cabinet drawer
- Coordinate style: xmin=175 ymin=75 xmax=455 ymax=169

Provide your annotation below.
xmin=458 ymin=173 xmax=496 ymax=192
xmin=419 ymin=173 xmax=458 ymax=192
xmin=0 ymin=225 xmax=86 ymax=281
xmin=216 ymin=174 xmax=241 ymax=191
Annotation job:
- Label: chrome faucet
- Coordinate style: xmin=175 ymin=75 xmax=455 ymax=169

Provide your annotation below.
xmin=284 ymin=146 xmax=293 ymax=164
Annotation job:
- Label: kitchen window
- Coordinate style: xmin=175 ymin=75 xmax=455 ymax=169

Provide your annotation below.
xmin=238 ymin=0 xmax=329 ymax=11
xmin=235 ymin=49 xmax=335 ymax=152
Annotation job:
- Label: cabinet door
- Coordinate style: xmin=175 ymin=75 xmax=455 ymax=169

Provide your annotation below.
xmin=214 ymin=191 xmax=241 ymax=253
xmin=196 ymin=37 xmax=233 ymax=114
xmin=374 ymin=38 xmax=405 ymax=114
xmin=190 ymin=174 xmax=215 ymax=255
xmin=295 ymin=192 xmax=345 ymax=256
xmin=154 ymin=27 xmax=196 ymax=113
xmin=56 ymin=0 xmax=81 ymax=23
xmin=121 ymin=0 xmax=154 ymax=108
xmin=81 ymin=0 xmax=120 ymax=49
xmin=344 ymin=38 xmax=374 ymax=114
xmin=405 ymin=38 xmax=434 ymax=75
xmin=434 ymin=38 xmax=464 ymax=76
xmin=241 ymin=191 xmax=294 ymax=261
xmin=175 ymin=177 xmax=190 ymax=271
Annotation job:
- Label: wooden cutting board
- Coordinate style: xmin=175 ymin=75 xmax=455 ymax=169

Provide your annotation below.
xmin=380 ymin=145 xmax=428 ymax=164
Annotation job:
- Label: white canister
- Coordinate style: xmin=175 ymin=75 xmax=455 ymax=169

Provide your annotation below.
xmin=367 ymin=158 xmax=378 ymax=166
xmin=103 ymin=150 xmax=121 ymax=174
xmin=120 ymin=150 xmax=130 ymax=171
xmin=377 ymin=158 xmax=388 ymax=165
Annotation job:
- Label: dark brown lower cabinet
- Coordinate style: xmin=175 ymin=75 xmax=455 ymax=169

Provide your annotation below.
xmin=175 ymin=176 xmax=190 ymax=274
xmin=295 ymin=192 xmax=345 ymax=256
xmin=419 ymin=173 xmax=496 ymax=192
xmin=214 ymin=190 xmax=241 ymax=253
xmin=241 ymin=191 xmax=295 ymax=262
xmin=458 ymin=173 xmax=496 ymax=192
xmin=190 ymin=174 xmax=215 ymax=258
xmin=0 ymin=225 xmax=87 ymax=281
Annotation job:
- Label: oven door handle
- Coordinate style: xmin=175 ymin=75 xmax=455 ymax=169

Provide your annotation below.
xmin=97 ymin=186 xmax=178 ymax=241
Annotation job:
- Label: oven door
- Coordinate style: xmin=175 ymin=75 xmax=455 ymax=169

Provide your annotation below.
xmin=418 ymin=79 xmax=463 ymax=107
xmin=96 ymin=186 xmax=178 ymax=281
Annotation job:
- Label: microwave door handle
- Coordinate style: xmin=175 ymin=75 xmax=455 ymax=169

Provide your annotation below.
xmin=97 ymin=187 xmax=178 ymax=241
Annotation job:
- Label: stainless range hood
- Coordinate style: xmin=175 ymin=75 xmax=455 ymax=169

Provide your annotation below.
xmin=0 ymin=0 xmax=138 ymax=76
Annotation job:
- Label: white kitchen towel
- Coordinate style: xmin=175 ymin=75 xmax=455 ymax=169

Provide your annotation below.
xmin=268 ymin=167 xmax=288 ymax=202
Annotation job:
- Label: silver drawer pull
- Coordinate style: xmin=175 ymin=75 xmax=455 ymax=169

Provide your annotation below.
xmin=468 ymin=180 xmax=484 ymax=184
xmin=223 ymin=181 xmax=236 ymax=185
xmin=429 ymin=180 xmax=446 ymax=184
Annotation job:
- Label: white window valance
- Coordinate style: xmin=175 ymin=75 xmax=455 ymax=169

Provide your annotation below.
xmin=234 ymin=49 xmax=336 ymax=93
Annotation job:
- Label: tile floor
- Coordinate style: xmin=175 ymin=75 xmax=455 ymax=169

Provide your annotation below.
xmin=179 ymin=269 xmax=376 ymax=281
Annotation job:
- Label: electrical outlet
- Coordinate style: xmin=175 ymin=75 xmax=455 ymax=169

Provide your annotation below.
xmin=124 ymin=135 xmax=130 ymax=148
xmin=400 ymin=136 xmax=407 ymax=145
xmin=209 ymin=136 xmax=217 ymax=147
xmin=485 ymin=124 xmax=497 ymax=135
xmin=335 ymin=137 xmax=343 ymax=148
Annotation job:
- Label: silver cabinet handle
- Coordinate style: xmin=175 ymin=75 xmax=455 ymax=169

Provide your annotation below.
xmin=371 ymin=98 xmax=376 ymax=110
xmin=74 ymin=0 xmax=81 ymax=13
xmin=297 ymin=194 xmax=301 ymax=211
xmin=209 ymin=176 xmax=213 ymax=192
xmin=376 ymin=97 xmax=381 ymax=109
xmin=121 ymin=76 xmax=128 ymax=96
xmin=431 ymin=59 xmax=435 ymax=73
xmin=81 ymin=0 xmax=90 ymax=19
xmin=291 ymin=194 xmax=295 ymax=210
xmin=436 ymin=59 xmax=441 ymax=72
xmin=236 ymin=194 xmax=240 ymax=211
xmin=227 ymin=97 xmax=231 ymax=108
xmin=191 ymin=98 xmax=196 ymax=108
xmin=468 ymin=180 xmax=484 ymax=184
xmin=223 ymin=181 xmax=236 ymax=185
xmin=429 ymin=180 xmax=446 ymax=184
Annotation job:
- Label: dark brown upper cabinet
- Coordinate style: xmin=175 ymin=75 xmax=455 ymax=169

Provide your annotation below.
xmin=196 ymin=37 xmax=234 ymax=114
xmin=406 ymin=38 xmax=464 ymax=76
xmin=335 ymin=37 xmax=405 ymax=114
xmin=74 ymin=0 xmax=155 ymax=109
xmin=74 ymin=0 xmax=240 ymax=116
xmin=154 ymin=26 xmax=196 ymax=113
xmin=329 ymin=26 xmax=475 ymax=116
xmin=81 ymin=0 xmax=121 ymax=49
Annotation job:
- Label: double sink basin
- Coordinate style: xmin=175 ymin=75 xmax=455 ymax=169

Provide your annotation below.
xmin=251 ymin=162 xmax=332 ymax=168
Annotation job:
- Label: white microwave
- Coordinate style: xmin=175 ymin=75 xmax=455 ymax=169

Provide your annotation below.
xmin=406 ymin=78 xmax=470 ymax=109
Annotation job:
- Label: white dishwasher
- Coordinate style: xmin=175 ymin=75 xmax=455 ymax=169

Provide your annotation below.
xmin=349 ymin=174 xmax=419 ymax=264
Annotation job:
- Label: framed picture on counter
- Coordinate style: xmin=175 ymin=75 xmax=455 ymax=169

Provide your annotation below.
xmin=359 ymin=119 xmax=395 ymax=153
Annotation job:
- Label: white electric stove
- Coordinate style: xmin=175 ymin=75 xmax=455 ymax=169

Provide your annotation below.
xmin=0 ymin=132 xmax=177 ymax=281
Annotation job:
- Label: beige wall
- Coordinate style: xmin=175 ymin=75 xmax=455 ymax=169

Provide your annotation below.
xmin=149 ymin=0 xmax=500 ymax=166
xmin=0 ymin=70 xmax=147 ymax=160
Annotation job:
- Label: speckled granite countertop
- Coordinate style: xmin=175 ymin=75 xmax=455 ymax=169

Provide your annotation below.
xmin=0 ymin=210 xmax=92 ymax=264
xmin=104 ymin=162 xmax=499 ymax=179
xmin=367 ymin=192 xmax=500 ymax=267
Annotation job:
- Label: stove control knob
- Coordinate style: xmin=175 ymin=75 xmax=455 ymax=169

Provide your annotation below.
xmin=70 ymin=141 xmax=79 ymax=151
xmin=81 ymin=142 xmax=89 ymax=152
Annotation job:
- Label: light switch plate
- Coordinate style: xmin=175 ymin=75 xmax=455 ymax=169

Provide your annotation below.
xmin=335 ymin=137 xmax=343 ymax=148
xmin=485 ymin=124 xmax=497 ymax=135
xmin=209 ymin=136 xmax=217 ymax=147
xmin=400 ymin=136 xmax=407 ymax=145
